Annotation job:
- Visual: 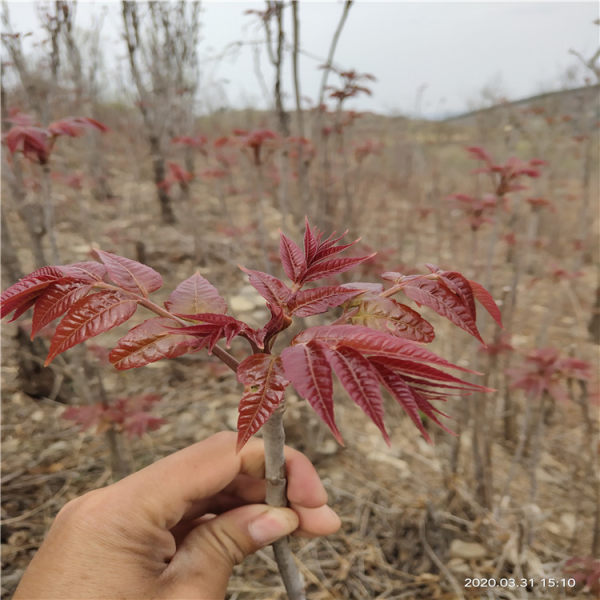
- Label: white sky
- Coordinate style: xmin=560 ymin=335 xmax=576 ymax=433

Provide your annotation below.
xmin=4 ymin=1 xmax=599 ymax=118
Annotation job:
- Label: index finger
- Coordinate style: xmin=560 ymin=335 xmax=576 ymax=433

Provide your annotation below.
xmin=113 ymin=431 xmax=328 ymax=529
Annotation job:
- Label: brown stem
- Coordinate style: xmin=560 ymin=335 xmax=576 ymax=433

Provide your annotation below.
xmin=262 ymin=404 xmax=306 ymax=600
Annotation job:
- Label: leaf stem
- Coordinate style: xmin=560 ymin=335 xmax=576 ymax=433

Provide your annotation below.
xmin=262 ymin=404 xmax=306 ymax=600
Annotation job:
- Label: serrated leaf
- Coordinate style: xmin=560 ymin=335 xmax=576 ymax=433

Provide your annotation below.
xmin=426 ymin=266 xmax=477 ymax=321
xmin=93 ymin=249 xmax=162 ymax=296
xmin=1 ymin=266 xmax=65 ymax=319
xmin=369 ymin=356 xmax=492 ymax=392
xmin=468 ymin=279 xmax=503 ymax=327
xmin=10 ymin=295 xmax=39 ymax=321
xmin=166 ymin=314 xmax=250 ymax=351
xmin=281 ymin=341 xmax=343 ymax=445
xmin=348 ymin=295 xmax=435 ymax=342
xmin=236 ymin=354 xmax=289 ymax=451
xmin=410 ymin=388 xmax=455 ymax=435
xmin=303 ymin=217 xmax=319 ymax=264
xmin=326 ymin=346 xmax=390 ymax=444
xmin=109 ymin=317 xmax=200 ymax=370
xmin=371 ymin=362 xmax=431 ymax=442
xmin=279 ymin=232 xmax=306 ymax=282
xmin=302 ymin=254 xmax=376 ymax=283
xmin=31 ymin=282 xmax=92 ymax=338
xmin=45 ymin=291 xmax=137 ymax=365
xmin=288 ymin=286 xmax=363 ymax=317
xmin=401 ymin=278 xmax=484 ymax=344
xmin=312 ymin=236 xmax=358 ymax=263
xmin=294 ymin=325 xmax=478 ymax=373
xmin=240 ymin=266 xmax=292 ymax=306
xmin=165 ymin=272 xmax=227 ymax=315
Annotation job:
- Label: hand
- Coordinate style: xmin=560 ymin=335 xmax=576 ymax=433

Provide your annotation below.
xmin=14 ymin=431 xmax=341 ymax=599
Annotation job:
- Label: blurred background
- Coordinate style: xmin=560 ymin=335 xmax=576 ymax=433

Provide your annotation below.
xmin=1 ymin=2 xmax=598 ymax=598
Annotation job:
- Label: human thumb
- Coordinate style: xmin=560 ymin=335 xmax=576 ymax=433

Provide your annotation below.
xmin=169 ymin=504 xmax=299 ymax=599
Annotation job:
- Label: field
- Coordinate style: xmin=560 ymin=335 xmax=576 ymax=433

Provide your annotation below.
xmin=1 ymin=4 xmax=599 ymax=599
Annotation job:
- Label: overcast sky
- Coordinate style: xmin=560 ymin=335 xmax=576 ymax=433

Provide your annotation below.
xmin=4 ymin=1 xmax=599 ymax=118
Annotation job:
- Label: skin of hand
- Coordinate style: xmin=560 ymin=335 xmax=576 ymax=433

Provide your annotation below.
xmin=14 ymin=431 xmax=341 ymax=600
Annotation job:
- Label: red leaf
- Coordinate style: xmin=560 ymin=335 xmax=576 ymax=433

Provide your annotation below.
xmin=466 ymin=146 xmax=493 ymax=164
xmin=62 ymin=404 xmax=106 ymax=432
xmin=288 ymin=286 xmax=363 ymax=317
xmin=326 ymin=346 xmax=390 ymax=444
xmin=369 ymin=356 xmax=492 ymax=392
xmin=61 ymin=261 xmax=107 ymax=283
xmin=426 ymin=266 xmax=477 ymax=321
xmin=109 ymin=317 xmax=202 ymax=370
xmin=294 ymin=325 xmax=477 ymax=373
xmin=236 ymin=354 xmax=289 ymax=451
xmin=48 ymin=116 xmax=108 ymax=137
xmin=347 ymin=295 xmax=435 ymax=342
xmin=240 ymin=267 xmax=292 ymax=306
xmin=4 ymin=126 xmax=50 ymax=163
xmin=93 ymin=249 xmax=162 ymax=296
xmin=410 ymin=388 xmax=455 ymax=435
xmin=468 ymin=279 xmax=503 ymax=328
xmin=165 ymin=272 xmax=227 ymax=315
xmin=259 ymin=303 xmax=292 ymax=349
xmin=401 ymin=278 xmax=484 ymax=344
xmin=372 ymin=362 xmax=431 ymax=442
xmin=31 ymin=282 xmax=92 ymax=338
xmin=167 ymin=314 xmax=250 ymax=351
xmin=281 ymin=342 xmax=344 ymax=445
xmin=302 ymin=254 xmax=376 ymax=283
xmin=45 ymin=291 xmax=137 ymax=365
xmin=1 ymin=266 xmax=66 ymax=319
xmin=167 ymin=161 xmax=193 ymax=183
xmin=279 ymin=232 xmax=306 ymax=282
xmin=303 ymin=217 xmax=319 ymax=264
xmin=313 ymin=234 xmax=357 ymax=263
xmin=122 ymin=413 xmax=166 ymax=438
xmin=10 ymin=294 xmax=39 ymax=321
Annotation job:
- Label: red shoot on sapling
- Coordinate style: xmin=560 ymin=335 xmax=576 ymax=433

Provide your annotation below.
xmin=1 ymin=218 xmax=501 ymax=598
xmin=62 ymin=394 xmax=165 ymax=439
xmin=1 ymin=217 xmax=502 ymax=447
xmin=4 ymin=113 xmax=108 ymax=165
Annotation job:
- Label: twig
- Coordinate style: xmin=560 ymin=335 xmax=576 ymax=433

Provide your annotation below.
xmin=418 ymin=508 xmax=465 ymax=600
xmin=0 ymin=476 xmax=72 ymax=525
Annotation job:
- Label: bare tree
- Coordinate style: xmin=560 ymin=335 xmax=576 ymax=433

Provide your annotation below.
xmin=121 ymin=1 xmax=201 ymax=224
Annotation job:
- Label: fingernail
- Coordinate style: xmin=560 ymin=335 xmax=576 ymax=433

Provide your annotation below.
xmin=248 ymin=508 xmax=298 ymax=546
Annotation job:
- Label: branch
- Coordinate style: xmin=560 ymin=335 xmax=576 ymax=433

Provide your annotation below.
xmin=262 ymin=406 xmax=306 ymax=600
xmin=316 ymin=0 xmax=353 ymax=108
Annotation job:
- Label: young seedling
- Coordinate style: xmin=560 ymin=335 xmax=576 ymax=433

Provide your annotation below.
xmin=1 ymin=218 xmax=500 ymax=599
